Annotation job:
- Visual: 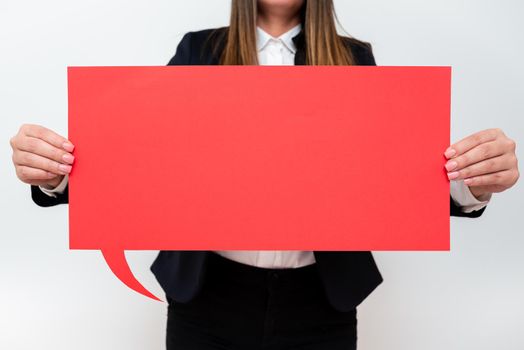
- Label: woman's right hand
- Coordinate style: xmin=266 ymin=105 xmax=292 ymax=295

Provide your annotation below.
xmin=10 ymin=124 xmax=75 ymax=189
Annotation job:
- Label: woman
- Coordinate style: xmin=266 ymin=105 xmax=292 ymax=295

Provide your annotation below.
xmin=9 ymin=0 xmax=519 ymax=349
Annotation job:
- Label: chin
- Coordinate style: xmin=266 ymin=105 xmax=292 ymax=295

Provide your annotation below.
xmin=258 ymin=0 xmax=304 ymax=11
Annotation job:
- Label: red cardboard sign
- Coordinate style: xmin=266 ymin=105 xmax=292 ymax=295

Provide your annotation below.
xmin=68 ymin=66 xmax=451 ymax=300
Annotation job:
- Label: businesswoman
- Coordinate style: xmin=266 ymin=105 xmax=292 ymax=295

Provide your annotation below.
xmin=10 ymin=0 xmax=520 ymax=349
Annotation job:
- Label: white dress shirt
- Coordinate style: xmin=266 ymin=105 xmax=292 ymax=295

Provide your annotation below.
xmin=41 ymin=24 xmax=490 ymax=269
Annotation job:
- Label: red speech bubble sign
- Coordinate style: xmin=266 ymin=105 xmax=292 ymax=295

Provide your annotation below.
xmin=68 ymin=66 xmax=450 ymax=301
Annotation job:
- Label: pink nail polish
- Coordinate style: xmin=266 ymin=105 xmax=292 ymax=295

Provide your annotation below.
xmin=447 ymin=171 xmax=460 ymax=180
xmin=58 ymin=164 xmax=72 ymax=174
xmin=445 ymin=161 xmax=457 ymax=172
xmin=63 ymin=141 xmax=75 ymax=152
xmin=444 ymin=148 xmax=456 ymax=159
xmin=62 ymin=153 xmax=75 ymax=164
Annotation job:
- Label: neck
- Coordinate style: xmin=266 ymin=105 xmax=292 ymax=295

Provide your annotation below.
xmin=256 ymin=7 xmax=301 ymax=37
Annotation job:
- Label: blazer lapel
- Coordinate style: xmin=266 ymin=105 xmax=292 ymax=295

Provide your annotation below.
xmin=292 ymin=29 xmax=306 ymax=65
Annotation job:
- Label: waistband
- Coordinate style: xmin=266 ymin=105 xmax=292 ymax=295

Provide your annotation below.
xmin=206 ymin=251 xmax=320 ymax=286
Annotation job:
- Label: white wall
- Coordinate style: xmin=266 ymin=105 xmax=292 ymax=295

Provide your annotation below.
xmin=1 ymin=0 xmax=523 ymax=349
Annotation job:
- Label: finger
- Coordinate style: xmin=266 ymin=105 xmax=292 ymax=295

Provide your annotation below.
xmin=13 ymin=150 xmax=72 ymax=175
xmin=444 ymin=141 xmax=505 ymax=172
xmin=445 ymin=128 xmax=501 ymax=159
xmin=17 ymin=136 xmax=75 ymax=165
xmin=447 ymin=154 xmax=515 ymax=180
xmin=20 ymin=124 xmax=74 ymax=152
xmin=463 ymin=169 xmax=517 ymax=187
xmin=16 ymin=165 xmax=56 ymax=184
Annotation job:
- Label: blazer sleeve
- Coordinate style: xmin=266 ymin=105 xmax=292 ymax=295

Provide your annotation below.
xmin=31 ymin=184 xmax=69 ymax=207
xmin=450 ymin=196 xmax=486 ymax=218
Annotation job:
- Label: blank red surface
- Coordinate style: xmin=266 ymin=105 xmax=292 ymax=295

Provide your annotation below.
xmin=68 ymin=66 xmax=451 ymax=251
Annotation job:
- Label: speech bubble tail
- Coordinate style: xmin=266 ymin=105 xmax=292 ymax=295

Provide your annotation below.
xmin=101 ymin=249 xmax=162 ymax=302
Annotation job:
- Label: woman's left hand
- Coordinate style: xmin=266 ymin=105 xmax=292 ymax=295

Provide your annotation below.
xmin=444 ymin=128 xmax=519 ymax=201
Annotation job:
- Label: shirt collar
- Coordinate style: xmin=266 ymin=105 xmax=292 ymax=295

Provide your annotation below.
xmin=256 ymin=23 xmax=302 ymax=54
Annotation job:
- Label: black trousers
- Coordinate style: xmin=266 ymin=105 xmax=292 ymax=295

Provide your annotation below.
xmin=166 ymin=252 xmax=357 ymax=350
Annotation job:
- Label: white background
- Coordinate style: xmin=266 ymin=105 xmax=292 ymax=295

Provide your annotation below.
xmin=1 ymin=0 xmax=523 ymax=349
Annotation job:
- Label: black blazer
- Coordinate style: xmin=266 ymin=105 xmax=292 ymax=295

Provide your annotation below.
xmin=31 ymin=27 xmax=486 ymax=312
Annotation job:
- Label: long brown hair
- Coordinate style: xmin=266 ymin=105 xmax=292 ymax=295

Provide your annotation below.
xmin=220 ymin=0 xmax=355 ymax=65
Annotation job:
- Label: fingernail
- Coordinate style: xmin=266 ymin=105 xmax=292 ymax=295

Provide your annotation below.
xmin=447 ymin=171 xmax=460 ymax=180
xmin=47 ymin=172 xmax=56 ymax=178
xmin=464 ymin=178 xmax=473 ymax=185
xmin=445 ymin=161 xmax=457 ymax=171
xmin=63 ymin=141 xmax=75 ymax=152
xmin=444 ymin=148 xmax=456 ymax=159
xmin=58 ymin=164 xmax=72 ymax=174
xmin=62 ymin=153 xmax=75 ymax=164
